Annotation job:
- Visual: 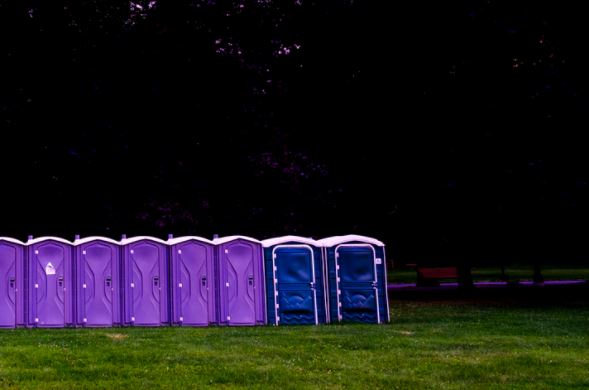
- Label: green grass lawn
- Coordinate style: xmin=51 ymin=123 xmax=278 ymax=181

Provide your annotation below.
xmin=389 ymin=266 xmax=589 ymax=284
xmin=1 ymin=301 xmax=588 ymax=388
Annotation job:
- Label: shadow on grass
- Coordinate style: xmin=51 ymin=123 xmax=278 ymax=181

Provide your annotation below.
xmin=389 ymin=280 xmax=589 ymax=308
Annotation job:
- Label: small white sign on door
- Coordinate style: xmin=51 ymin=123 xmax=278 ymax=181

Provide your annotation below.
xmin=45 ymin=262 xmax=56 ymax=275
xmin=375 ymin=258 xmax=382 ymax=265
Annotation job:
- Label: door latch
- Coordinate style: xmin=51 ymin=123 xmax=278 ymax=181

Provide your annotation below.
xmin=248 ymin=275 xmax=254 ymax=286
xmin=153 ymin=276 xmax=159 ymax=287
xmin=9 ymin=277 xmax=15 ymax=288
xmin=201 ymin=275 xmax=207 ymax=287
xmin=106 ymin=276 xmax=112 ymax=287
xmin=58 ymin=276 xmax=64 ymax=287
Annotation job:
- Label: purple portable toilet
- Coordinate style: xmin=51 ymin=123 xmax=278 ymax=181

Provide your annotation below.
xmin=27 ymin=236 xmax=74 ymax=327
xmin=121 ymin=236 xmax=169 ymax=326
xmin=214 ymin=236 xmax=266 ymax=326
xmin=0 ymin=237 xmax=26 ymax=328
xmin=168 ymin=236 xmax=216 ymax=326
xmin=74 ymin=236 xmax=121 ymax=327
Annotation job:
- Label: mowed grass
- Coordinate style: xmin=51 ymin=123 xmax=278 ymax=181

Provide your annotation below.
xmin=1 ymin=301 xmax=588 ymax=389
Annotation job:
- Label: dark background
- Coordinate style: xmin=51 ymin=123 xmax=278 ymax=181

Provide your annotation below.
xmin=1 ymin=1 xmax=588 ymax=267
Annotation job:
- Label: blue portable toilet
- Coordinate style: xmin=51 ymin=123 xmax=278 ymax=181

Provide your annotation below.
xmin=74 ymin=236 xmax=122 ymax=327
xmin=262 ymin=236 xmax=328 ymax=325
xmin=27 ymin=236 xmax=75 ymax=328
xmin=0 ymin=237 xmax=26 ymax=328
xmin=318 ymin=235 xmax=390 ymax=324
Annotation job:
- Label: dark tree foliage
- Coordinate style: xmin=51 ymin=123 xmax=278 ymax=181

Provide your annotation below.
xmin=1 ymin=0 xmax=588 ymax=266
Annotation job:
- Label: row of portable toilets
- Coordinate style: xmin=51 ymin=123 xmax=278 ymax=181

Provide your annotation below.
xmin=0 ymin=234 xmax=389 ymax=328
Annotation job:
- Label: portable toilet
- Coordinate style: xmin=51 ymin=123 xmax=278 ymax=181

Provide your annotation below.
xmin=0 ymin=237 xmax=26 ymax=328
xmin=214 ymin=236 xmax=266 ymax=326
xmin=318 ymin=235 xmax=390 ymax=324
xmin=74 ymin=236 xmax=122 ymax=327
xmin=27 ymin=236 xmax=74 ymax=327
xmin=168 ymin=236 xmax=216 ymax=326
xmin=121 ymin=236 xmax=169 ymax=326
xmin=262 ymin=236 xmax=328 ymax=325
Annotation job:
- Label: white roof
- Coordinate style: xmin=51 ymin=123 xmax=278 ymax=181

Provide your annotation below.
xmin=74 ymin=236 xmax=120 ymax=246
xmin=120 ymin=236 xmax=168 ymax=245
xmin=213 ymin=235 xmax=261 ymax=245
xmin=168 ymin=236 xmax=214 ymax=245
xmin=27 ymin=236 xmax=74 ymax=245
xmin=316 ymin=235 xmax=384 ymax=247
xmin=0 ymin=237 xmax=26 ymax=245
xmin=262 ymin=235 xmax=319 ymax=248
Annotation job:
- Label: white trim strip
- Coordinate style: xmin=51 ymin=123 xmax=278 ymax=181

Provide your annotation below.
xmin=120 ymin=236 xmax=168 ymax=245
xmin=317 ymin=235 xmax=384 ymax=247
xmin=213 ymin=235 xmax=261 ymax=245
xmin=74 ymin=236 xmax=120 ymax=245
xmin=0 ymin=237 xmax=26 ymax=245
xmin=262 ymin=236 xmax=319 ymax=247
xmin=27 ymin=236 xmax=73 ymax=245
xmin=167 ymin=236 xmax=214 ymax=245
